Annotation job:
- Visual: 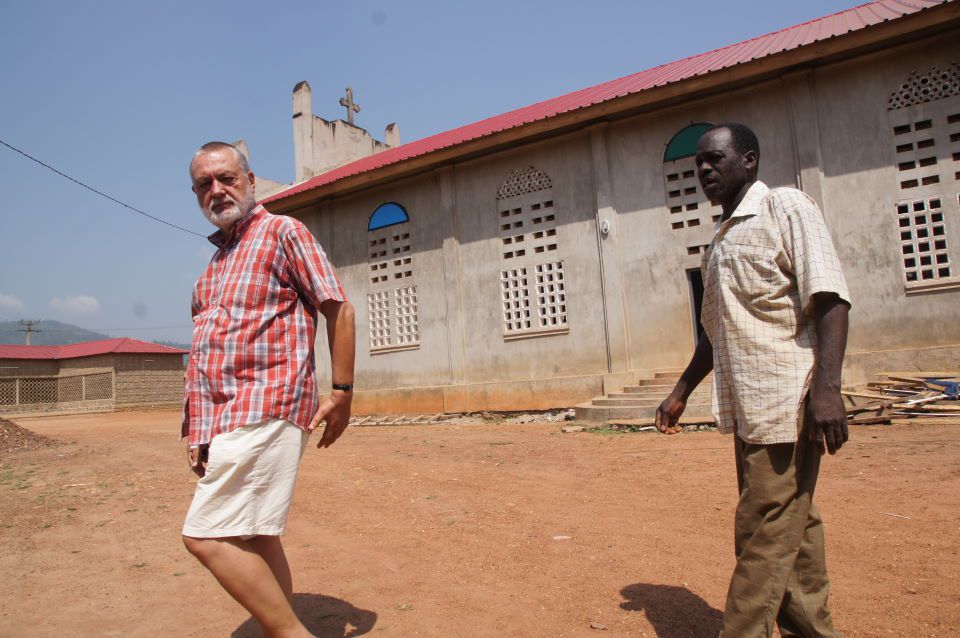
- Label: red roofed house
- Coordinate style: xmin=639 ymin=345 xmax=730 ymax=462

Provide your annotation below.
xmin=257 ymin=1 xmax=959 ymax=419
xmin=0 ymin=338 xmax=187 ymax=414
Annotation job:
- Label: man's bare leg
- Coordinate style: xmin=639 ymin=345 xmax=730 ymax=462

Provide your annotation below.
xmin=183 ymin=535 xmax=312 ymax=638
xmin=247 ymin=535 xmax=294 ymax=604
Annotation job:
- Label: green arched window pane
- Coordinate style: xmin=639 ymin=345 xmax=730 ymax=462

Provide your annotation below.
xmin=663 ymin=123 xmax=714 ymax=162
xmin=368 ymin=202 xmax=409 ymax=231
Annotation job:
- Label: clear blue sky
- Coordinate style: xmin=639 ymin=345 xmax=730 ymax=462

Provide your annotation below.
xmin=0 ymin=0 xmax=856 ymax=344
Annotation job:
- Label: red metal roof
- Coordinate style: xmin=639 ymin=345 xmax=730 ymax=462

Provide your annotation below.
xmin=262 ymin=0 xmax=947 ymax=206
xmin=0 ymin=338 xmax=188 ymax=361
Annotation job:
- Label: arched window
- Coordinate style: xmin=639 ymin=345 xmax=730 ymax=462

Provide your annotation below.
xmin=663 ymin=122 xmax=714 ymax=162
xmin=887 ymin=63 xmax=960 ymax=287
xmin=496 ymin=166 xmax=567 ymax=338
xmin=662 ymin=122 xmax=719 ymax=259
xmin=366 ymin=203 xmax=419 ymax=352
xmin=368 ymin=202 xmax=409 ymax=231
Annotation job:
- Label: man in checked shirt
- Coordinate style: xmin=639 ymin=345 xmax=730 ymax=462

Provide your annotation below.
xmin=181 ymin=141 xmax=356 ymax=637
xmin=656 ymin=124 xmax=851 ymax=638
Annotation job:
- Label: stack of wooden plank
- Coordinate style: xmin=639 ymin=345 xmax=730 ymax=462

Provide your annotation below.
xmin=349 ymin=413 xmax=450 ymax=427
xmin=843 ymin=371 xmax=960 ymax=426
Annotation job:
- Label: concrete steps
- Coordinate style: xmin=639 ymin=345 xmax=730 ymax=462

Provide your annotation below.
xmin=608 ymin=386 xmax=711 ymax=398
xmin=574 ymin=372 xmax=713 ymax=424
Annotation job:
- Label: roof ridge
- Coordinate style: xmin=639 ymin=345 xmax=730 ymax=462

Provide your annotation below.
xmin=0 ymin=337 xmax=188 ymax=360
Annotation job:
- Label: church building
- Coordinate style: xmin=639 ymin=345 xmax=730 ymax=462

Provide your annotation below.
xmin=260 ymin=0 xmax=960 ymax=416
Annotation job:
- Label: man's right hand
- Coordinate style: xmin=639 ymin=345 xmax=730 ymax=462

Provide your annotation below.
xmin=188 ymin=445 xmax=209 ymax=478
xmin=309 ymin=388 xmax=353 ymax=449
xmin=655 ymin=391 xmax=686 ymax=435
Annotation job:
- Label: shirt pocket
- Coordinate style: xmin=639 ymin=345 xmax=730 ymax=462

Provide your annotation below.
xmin=222 ymin=270 xmax=273 ymax=312
xmin=718 ymin=242 xmax=783 ymax=301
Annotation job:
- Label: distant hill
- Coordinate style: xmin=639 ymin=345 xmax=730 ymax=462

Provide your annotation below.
xmin=0 ymin=320 xmax=109 ymax=345
xmin=0 ymin=321 xmax=191 ymax=351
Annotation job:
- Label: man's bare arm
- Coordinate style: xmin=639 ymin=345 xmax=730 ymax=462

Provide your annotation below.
xmin=808 ymin=292 xmax=850 ymax=455
xmin=309 ymin=299 xmax=356 ymax=448
xmin=656 ymin=334 xmax=714 ymax=434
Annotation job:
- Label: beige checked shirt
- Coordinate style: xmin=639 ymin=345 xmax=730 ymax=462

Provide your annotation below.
xmin=700 ymin=181 xmax=851 ymax=444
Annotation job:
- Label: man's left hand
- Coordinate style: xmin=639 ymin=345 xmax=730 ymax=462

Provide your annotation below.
xmin=807 ymin=385 xmax=848 ymax=455
xmin=308 ymin=388 xmax=353 ymax=448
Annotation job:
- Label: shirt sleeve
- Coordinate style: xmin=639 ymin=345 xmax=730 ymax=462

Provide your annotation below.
xmin=280 ymin=221 xmax=347 ymax=309
xmin=772 ymin=189 xmax=851 ymax=315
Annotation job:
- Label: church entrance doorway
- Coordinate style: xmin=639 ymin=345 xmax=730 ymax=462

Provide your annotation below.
xmin=686 ymin=268 xmax=705 ymax=344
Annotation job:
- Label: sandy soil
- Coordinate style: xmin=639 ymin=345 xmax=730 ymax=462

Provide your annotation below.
xmin=0 ymin=411 xmax=957 ymax=637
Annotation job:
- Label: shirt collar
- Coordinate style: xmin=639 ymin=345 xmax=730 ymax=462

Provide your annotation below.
xmin=207 ymin=205 xmax=265 ymax=249
xmin=714 ymin=181 xmax=768 ymax=231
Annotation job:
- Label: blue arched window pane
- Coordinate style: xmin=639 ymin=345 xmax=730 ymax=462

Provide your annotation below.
xmin=368 ymin=202 xmax=409 ymax=231
xmin=663 ymin=122 xmax=715 ymax=162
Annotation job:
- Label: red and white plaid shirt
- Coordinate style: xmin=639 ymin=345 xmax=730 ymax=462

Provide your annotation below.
xmin=182 ymin=206 xmax=346 ymax=446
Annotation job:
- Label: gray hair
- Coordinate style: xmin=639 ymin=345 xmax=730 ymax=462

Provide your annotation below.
xmin=189 ymin=141 xmax=251 ymax=178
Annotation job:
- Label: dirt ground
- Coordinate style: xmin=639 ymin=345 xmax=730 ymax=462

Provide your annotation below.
xmin=1 ymin=411 xmax=958 ymax=637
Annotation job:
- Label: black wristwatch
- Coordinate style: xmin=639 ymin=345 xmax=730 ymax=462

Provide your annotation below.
xmin=332 ymin=383 xmax=354 ymax=392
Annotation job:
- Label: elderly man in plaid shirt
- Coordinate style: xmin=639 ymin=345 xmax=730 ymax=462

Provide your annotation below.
xmin=657 ymin=124 xmax=851 ymax=637
xmin=181 ymin=141 xmax=356 ymax=637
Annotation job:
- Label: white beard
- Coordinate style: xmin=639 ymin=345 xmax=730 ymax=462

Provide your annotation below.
xmin=202 ymin=191 xmax=256 ymax=231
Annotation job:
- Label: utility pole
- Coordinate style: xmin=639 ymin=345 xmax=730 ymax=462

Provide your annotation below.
xmin=17 ymin=319 xmax=41 ymax=345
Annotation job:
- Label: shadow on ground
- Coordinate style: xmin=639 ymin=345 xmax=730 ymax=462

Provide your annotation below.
xmin=620 ymin=582 xmax=722 ymax=638
xmin=232 ymin=593 xmax=377 ymax=637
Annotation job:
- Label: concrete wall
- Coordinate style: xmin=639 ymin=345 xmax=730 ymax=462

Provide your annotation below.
xmin=255 ymin=175 xmax=290 ymax=201
xmin=112 ymin=354 xmax=184 ymax=406
xmin=293 ymin=82 xmax=395 ymax=181
xmin=307 ymin=171 xmax=455 ymax=390
xmin=286 ymin=30 xmax=960 ymax=413
xmin=0 ymin=353 xmax=184 ymax=413
xmin=607 ymin=81 xmax=803 ymax=371
xmin=297 ymin=133 xmax=615 ymax=412
xmin=451 ymin=134 xmax=609 ymax=384
xmin=811 ymin=34 xmax=960 ymax=354
xmin=0 ymin=359 xmax=58 ymax=376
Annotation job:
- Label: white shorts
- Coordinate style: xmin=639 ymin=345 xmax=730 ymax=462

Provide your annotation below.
xmin=182 ymin=418 xmax=309 ymax=538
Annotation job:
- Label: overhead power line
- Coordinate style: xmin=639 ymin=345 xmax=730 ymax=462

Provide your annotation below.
xmin=0 ymin=138 xmax=206 ymax=238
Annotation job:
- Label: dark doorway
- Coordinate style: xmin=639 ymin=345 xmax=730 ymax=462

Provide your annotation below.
xmin=687 ymin=269 xmax=705 ymax=344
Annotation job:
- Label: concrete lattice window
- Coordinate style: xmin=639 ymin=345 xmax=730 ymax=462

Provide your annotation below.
xmin=897 ymin=197 xmax=951 ymax=282
xmin=0 ymin=371 xmax=113 ymax=411
xmin=496 ymin=166 xmax=552 ymax=200
xmin=367 ymin=290 xmax=392 ymax=350
xmin=84 ymin=372 xmax=113 ymax=400
xmin=662 ymin=123 xmax=720 ymax=260
xmin=887 ymin=62 xmax=959 ymax=111
xmin=535 ymin=262 xmax=566 ymax=329
xmin=366 ymin=204 xmax=420 ymax=352
xmin=497 ymin=167 xmax=568 ymax=338
xmin=394 ymin=286 xmax=419 ymax=346
xmin=20 ymin=378 xmax=57 ymax=404
xmin=500 ymin=267 xmax=531 ymax=332
xmin=0 ymin=379 xmax=15 ymax=406
xmin=888 ymin=80 xmax=960 ymax=290
xmin=498 ymin=199 xmax=558 ymax=260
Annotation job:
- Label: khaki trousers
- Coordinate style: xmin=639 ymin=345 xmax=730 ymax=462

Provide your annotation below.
xmin=720 ymin=424 xmax=840 ymax=638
